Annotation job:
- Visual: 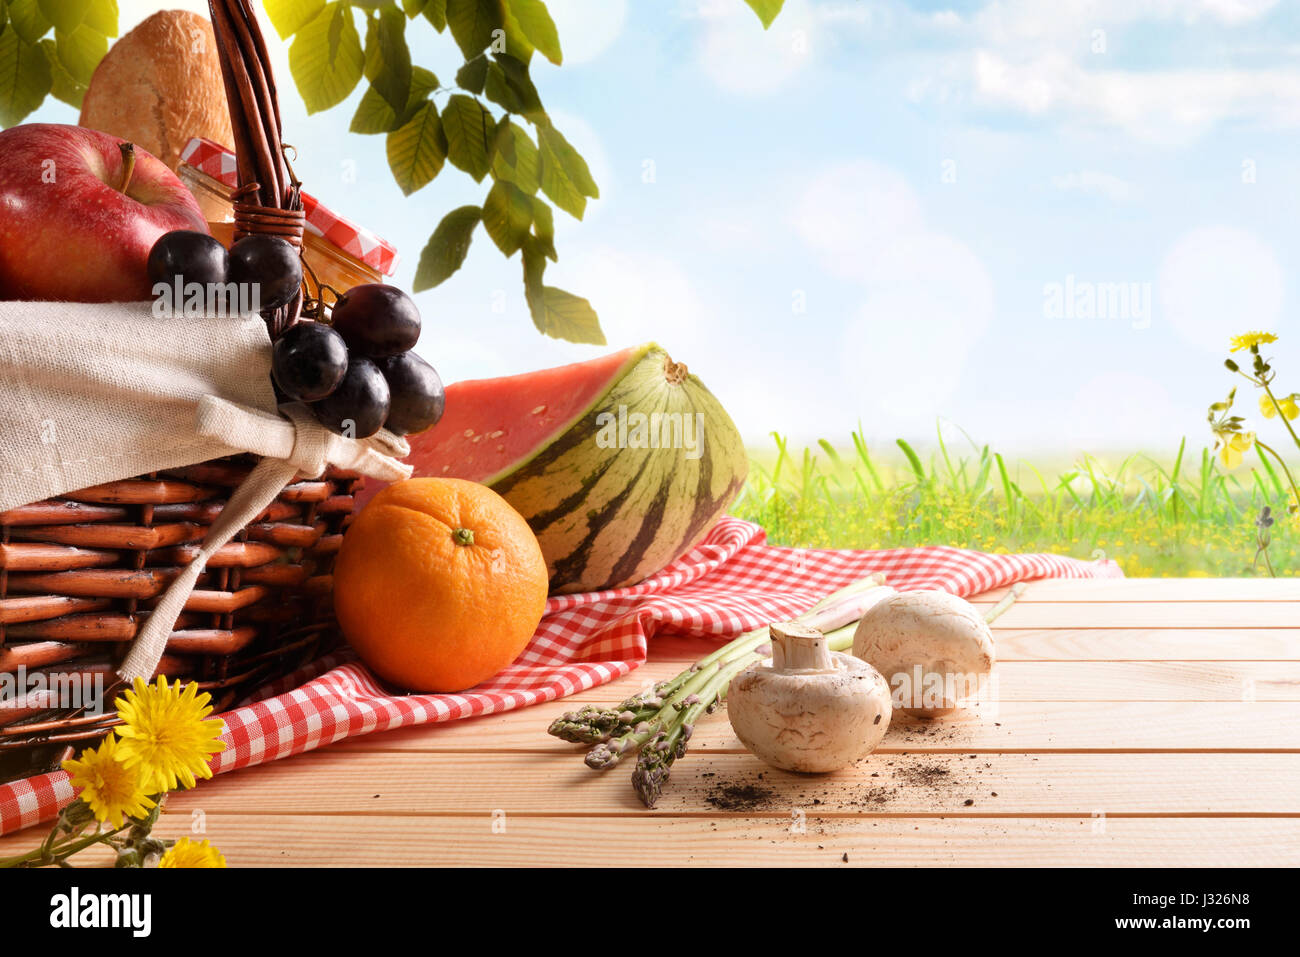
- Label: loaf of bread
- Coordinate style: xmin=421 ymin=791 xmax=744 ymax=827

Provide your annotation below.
xmin=79 ymin=10 xmax=233 ymax=171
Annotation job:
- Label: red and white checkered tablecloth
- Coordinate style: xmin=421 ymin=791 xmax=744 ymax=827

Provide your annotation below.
xmin=0 ymin=518 xmax=1121 ymax=835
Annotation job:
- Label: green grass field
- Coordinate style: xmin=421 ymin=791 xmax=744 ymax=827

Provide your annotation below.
xmin=731 ymin=429 xmax=1297 ymax=577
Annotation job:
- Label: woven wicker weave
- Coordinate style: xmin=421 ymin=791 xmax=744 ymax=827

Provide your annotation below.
xmin=0 ymin=0 xmax=354 ymax=782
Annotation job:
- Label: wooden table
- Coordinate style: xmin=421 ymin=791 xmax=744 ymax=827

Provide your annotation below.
xmin=4 ymin=578 xmax=1299 ymax=866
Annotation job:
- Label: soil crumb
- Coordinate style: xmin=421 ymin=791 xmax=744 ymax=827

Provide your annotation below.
xmin=705 ymin=783 xmax=777 ymax=811
xmin=896 ymin=763 xmax=952 ymax=789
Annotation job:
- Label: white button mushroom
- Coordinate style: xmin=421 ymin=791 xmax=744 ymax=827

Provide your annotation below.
xmin=726 ymin=621 xmax=893 ymax=773
xmin=851 ymin=590 xmax=995 ymax=719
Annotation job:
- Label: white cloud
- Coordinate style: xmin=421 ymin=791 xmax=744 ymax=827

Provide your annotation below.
xmin=905 ymin=0 xmax=1294 ymax=142
xmin=1157 ymin=226 xmax=1285 ymax=353
xmin=1066 ymin=372 xmax=1182 ymax=450
xmin=695 ymin=0 xmax=818 ymax=95
xmin=970 ymin=0 xmax=1278 ymax=45
xmin=544 ymin=0 xmax=628 ymax=66
xmin=793 ymin=161 xmax=994 ymax=431
xmin=561 ymin=244 xmax=712 ymax=360
xmin=1051 ymin=169 xmax=1139 ymax=202
xmin=972 ymin=50 xmax=1300 ymax=143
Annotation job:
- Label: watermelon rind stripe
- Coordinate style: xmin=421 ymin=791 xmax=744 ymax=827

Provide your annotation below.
xmin=487 ymin=343 xmax=748 ymax=593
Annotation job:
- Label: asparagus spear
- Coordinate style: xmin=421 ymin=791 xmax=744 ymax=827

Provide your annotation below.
xmin=630 ymin=582 xmax=1028 ymax=808
xmin=550 ymin=574 xmax=892 ymax=764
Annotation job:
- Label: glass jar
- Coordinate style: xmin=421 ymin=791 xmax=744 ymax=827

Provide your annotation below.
xmin=177 ymin=163 xmax=383 ymax=296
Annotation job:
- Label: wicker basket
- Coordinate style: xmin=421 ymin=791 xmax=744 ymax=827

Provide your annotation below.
xmin=0 ymin=0 xmax=352 ymax=782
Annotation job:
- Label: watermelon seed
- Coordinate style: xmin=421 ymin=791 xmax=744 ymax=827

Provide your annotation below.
xmin=531 ymin=405 xmax=547 ymax=415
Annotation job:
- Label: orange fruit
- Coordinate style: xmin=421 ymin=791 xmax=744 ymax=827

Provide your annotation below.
xmin=333 ymin=477 xmax=549 ymax=693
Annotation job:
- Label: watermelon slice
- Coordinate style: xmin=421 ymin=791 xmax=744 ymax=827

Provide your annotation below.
xmin=405 ymin=345 xmax=642 ymax=485
xmin=373 ymin=343 xmax=748 ymax=594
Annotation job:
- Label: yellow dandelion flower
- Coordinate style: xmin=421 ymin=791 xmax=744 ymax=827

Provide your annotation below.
xmin=1214 ymin=430 xmax=1255 ymax=469
xmin=1259 ymin=392 xmax=1300 ymax=420
xmin=158 ymin=837 xmax=227 ymax=868
xmin=1229 ymin=331 xmax=1278 ymax=352
xmin=114 ymin=677 xmax=227 ymax=793
xmin=62 ymin=735 xmax=156 ymax=828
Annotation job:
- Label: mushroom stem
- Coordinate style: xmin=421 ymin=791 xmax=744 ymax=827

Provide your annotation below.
xmin=769 ymin=622 xmax=835 ymax=672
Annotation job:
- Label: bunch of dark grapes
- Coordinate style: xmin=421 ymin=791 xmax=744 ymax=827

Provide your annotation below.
xmin=273 ymin=283 xmax=443 ymax=439
xmin=148 ymin=230 xmax=444 ymax=440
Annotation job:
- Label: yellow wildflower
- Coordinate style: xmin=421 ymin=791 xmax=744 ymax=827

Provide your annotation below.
xmin=1229 ymin=331 xmax=1278 ymax=352
xmin=1259 ymin=392 xmax=1300 ymax=420
xmin=62 ymin=735 xmax=155 ymax=828
xmin=1215 ymin=430 xmax=1255 ymax=469
xmin=114 ymin=677 xmax=227 ymax=793
xmin=158 ymin=837 xmax=227 ymax=868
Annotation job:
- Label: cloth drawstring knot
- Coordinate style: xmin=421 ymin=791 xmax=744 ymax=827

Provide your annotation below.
xmin=116 ymin=396 xmax=412 ymax=684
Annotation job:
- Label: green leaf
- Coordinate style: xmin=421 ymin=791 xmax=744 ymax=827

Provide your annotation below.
xmin=498 ymin=1 xmax=533 ymax=64
xmin=40 ymin=38 xmax=85 ymax=108
xmin=265 ymin=0 xmax=325 ymax=40
xmin=530 ymin=196 xmax=556 ymax=261
xmin=455 ymin=54 xmax=487 ymax=93
xmin=492 ymin=119 xmax=538 ymax=194
xmin=37 ymin=0 xmax=86 ymax=34
xmin=540 ymin=123 xmax=597 ymax=198
xmin=289 ymin=2 xmax=364 ymax=114
xmin=364 ymin=5 xmax=411 ymax=112
xmin=401 ymin=0 xmax=427 ymax=16
xmin=533 ymin=285 xmax=604 ymax=345
xmin=486 ymin=52 xmax=541 ymax=117
xmin=53 ymin=22 xmax=104 ymax=85
xmin=422 ymin=0 xmax=447 ymax=30
xmin=442 ymin=93 xmax=494 ymax=181
xmin=506 ymin=0 xmax=559 ymax=64
xmin=446 ymin=0 xmax=503 ymax=60
xmin=8 ymin=0 xmax=49 ymax=44
xmin=743 ymin=0 xmax=785 ymax=29
xmin=350 ymin=64 xmax=436 ymax=134
xmin=482 ymin=177 xmax=531 ymax=256
xmin=83 ymin=0 xmax=116 ymax=38
xmin=521 ymin=234 xmax=546 ymax=319
xmin=414 ymin=204 xmax=481 ymax=290
xmin=0 ymin=28 xmax=50 ymax=126
xmin=536 ymin=125 xmax=596 ymax=219
xmin=386 ymin=99 xmax=446 ymax=194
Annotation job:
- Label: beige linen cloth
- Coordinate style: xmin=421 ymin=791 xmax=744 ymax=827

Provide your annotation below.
xmin=0 ymin=301 xmax=412 ymax=684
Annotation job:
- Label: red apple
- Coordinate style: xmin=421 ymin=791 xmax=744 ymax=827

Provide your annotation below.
xmin=0 ymin=124 xmax=209 ymax=302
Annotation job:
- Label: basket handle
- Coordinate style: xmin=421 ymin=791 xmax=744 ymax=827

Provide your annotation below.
xmin=208 ymin=0 xmax=303 ymax=338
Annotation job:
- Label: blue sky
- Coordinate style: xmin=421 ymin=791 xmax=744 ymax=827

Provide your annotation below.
xmin=44 ymin=0 xmax=1300 ymax=453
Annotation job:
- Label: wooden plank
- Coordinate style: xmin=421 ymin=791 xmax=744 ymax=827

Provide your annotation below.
xmin=328 ymin=700 xmax=1300 ymax=754
xmin=4 ymin=814 xmax=1288 ymax=867
xmin=537 ymin=659 xmax=1300 ymax=703
xmin=990 ymin=579 xmax=1300 ymax=602
xmin=510 ymin=628 xmax=1300 ymax=675
xmin=973 ymin=601 xmax=1299 ymax=629
xmin=154 ymin=751 xmax=1300 ymax=816
xmin=995 ymin=628 xmax=1300 ymax=660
